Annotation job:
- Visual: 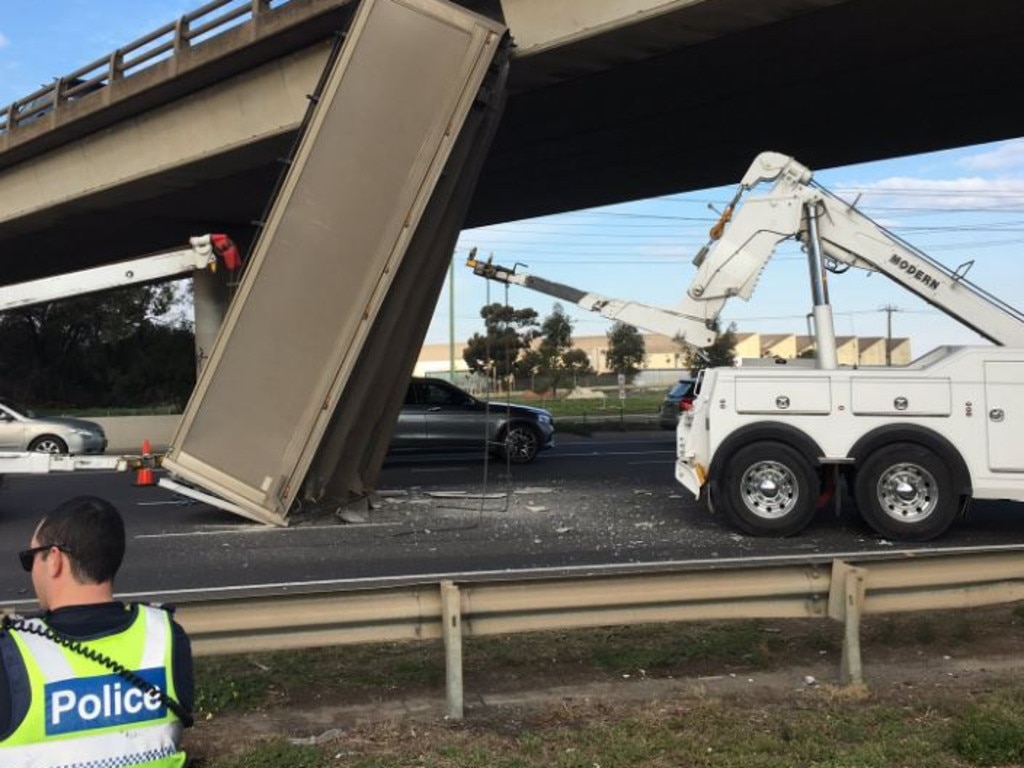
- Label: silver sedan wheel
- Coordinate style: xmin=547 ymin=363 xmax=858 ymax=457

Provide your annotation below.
xmin=30 ymin=436 xmax=68 ymax=454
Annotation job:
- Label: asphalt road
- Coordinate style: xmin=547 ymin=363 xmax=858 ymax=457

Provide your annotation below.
xmin=2 ymin=431 xmax=1023 ymax=606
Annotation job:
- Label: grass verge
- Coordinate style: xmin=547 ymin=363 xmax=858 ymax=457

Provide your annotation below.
xmin=188 ymin=607 xmax=1024 ymax=767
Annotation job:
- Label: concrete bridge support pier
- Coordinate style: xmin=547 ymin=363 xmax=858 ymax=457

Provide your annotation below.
xmin=193 ymin=270 xmax=232 ymax=374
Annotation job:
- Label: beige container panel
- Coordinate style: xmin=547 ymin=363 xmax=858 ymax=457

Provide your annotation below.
xmin=734 ymin=377 xmax=832 ymax=415
xmin=162 ymin=0 xmax=504 ymax=525
xmin=850 ymin=378 xmax=951 ymax=416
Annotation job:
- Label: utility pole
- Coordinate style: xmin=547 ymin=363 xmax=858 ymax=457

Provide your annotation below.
xmin=881 ymin=305 xmax=901 ymax=366
xmin=449 ymin=257 xmax=456 ymax=380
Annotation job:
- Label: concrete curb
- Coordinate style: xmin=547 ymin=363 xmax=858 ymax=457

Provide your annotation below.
xmin=92 ymin=415 xmax=180 ymax=454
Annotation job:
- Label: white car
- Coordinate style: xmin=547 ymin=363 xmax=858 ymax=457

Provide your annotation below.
xmin=0 ymin=400 xmax=107 ymax=454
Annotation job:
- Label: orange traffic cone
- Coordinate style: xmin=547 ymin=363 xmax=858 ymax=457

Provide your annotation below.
xmin=134 ymin=439 xmax=155 ymax=486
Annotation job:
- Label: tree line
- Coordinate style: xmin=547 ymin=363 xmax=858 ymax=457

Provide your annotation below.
xmin=0 ymin=284 xmax=195 ymax=410
xmin=461 ymin=302 xmax=737 ymax=394
xmin=0 ymin=287 xmax=738 ymax=410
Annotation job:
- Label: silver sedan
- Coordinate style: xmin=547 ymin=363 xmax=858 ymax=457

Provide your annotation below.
xmin=0 ymin=400 xmax=108 ymax=454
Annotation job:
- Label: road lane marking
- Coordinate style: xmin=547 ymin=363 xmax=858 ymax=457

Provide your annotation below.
xmin=549 ymin=450 xmax=674 ymax=458
xmin=135 ymin=522 xmax=404 ymax=539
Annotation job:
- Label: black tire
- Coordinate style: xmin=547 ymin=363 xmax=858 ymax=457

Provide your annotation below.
xmin=854 ymin=442 xmax=958 ymax=541
xmin=28 ymin=435 xmax=68 ymax=454
xmin=719 ymin=441 xmax=819 ymax=536
xmin=501 ymin=423 xmax=541 ymax=464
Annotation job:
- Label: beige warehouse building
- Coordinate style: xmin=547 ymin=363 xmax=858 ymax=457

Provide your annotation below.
xmin=416 ymin=332 xmax=912 ymax=377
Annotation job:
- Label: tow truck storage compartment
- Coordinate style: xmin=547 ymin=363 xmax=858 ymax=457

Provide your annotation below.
xmin=850 ymin=378 xmax=951 ymax=416
xmin=734 ymin=376 xmax=832 ymax=415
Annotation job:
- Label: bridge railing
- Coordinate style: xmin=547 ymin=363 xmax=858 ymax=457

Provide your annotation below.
xmin=0 ymin=0 xmax=293 ymax=134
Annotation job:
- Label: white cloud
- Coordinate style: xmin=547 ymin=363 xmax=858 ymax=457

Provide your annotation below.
xmin=835 ymin=176 xmax=1024 ymax=211
xmin=0 ymin=32 xmax=9 ymax=49
xmin=957 ymin=140 xmax=1024 ymax=171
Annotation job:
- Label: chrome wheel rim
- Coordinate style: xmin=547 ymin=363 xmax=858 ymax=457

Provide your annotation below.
xmin=739 ymin=460 xmax=799 ymax=520
xmin=505 ymin=428 xmax=538 ymax=461
xmin=876 ymin=462 xmax=938 ymax=523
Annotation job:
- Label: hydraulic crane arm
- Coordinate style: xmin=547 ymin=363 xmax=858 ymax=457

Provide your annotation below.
xmin=0 ymin=234 xmax=241 ymax=312
xmin=689 ymin=152 xmax=1024 ymax=347
xmin=808 ymin=185 xmax=1024 ymax=347
xmin=464 ymin=154 xmax=825 ymax=349
xmin=466 ymin=250 xmax=718 ymax=346
xmin=469 ymin=151 xmax=1024 ymax=358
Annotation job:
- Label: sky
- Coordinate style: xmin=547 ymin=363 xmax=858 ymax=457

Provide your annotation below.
xmin=2 ymin=1 xmax=1023 ymax=361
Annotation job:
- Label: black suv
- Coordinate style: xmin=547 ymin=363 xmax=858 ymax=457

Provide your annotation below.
xmin=658 ymin=378 xmax=697 ymax=429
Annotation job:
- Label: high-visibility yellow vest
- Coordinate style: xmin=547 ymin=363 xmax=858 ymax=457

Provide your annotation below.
xmin=0 ymin=603 xmax=186 ymax=767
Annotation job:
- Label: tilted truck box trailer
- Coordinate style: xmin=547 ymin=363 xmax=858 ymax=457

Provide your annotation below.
xmin=160 ymin=0 xmax=509 ymax=525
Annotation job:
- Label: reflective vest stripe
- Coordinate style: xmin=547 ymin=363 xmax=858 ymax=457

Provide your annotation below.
xmin=13 ymin=608 xmax=169 ymax=684
xmin=14 ymin=620 xmax=72 ymax=682
xmin=0 ymin=721 xmax=181 ymax=767
xmin=138 ymin=606 xmax=168 ymax=671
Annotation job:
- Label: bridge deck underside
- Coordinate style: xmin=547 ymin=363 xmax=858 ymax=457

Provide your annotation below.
xmin=0 ymin=0 xmax=1019 ymax=285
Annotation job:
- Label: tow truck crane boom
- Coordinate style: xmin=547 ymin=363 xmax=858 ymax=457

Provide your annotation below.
xmin=685 ymin=151 xmax=1024 ymax=358
xmin=0 ymin=234 xmax=239 ymax=312
xmin=466 ymin=250 xmax=718 ymax=347
xmin=469 ymin=151 xmax=1024 ymax=366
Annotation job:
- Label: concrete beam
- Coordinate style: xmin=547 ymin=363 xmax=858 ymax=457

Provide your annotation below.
xmin=501 ymin=0 xmax=707 ymax=53
xmin=0 ymin=45 xmax=326 ymax=227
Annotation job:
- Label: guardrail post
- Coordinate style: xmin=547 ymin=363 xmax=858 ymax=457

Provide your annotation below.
xmin=108 ymin=50 xmax=125 ymax=83
xmin=441 ymin=580 xmax=464 ymax=720
xmin=174 ymin=17 xmax=191 ymax=52
xmin=54 ymin=79 xmax=68 ymax=112
xmin=828 ymin=560 xmax=867 ymax=685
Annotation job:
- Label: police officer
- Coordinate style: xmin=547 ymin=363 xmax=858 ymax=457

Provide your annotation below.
xmin=0 ymin=495 xmax=193 ymax=766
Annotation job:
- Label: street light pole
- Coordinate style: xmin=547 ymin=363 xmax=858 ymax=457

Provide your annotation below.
xmin=449 ymin=256 xmax=456 ymax=381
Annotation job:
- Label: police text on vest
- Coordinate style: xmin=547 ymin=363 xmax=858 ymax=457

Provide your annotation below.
xmin=45 ymin=668 xmax=167 ymax=735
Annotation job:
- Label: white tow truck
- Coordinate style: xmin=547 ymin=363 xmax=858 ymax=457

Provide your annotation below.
xmin=0 ymin=234 xmax=239 ymax=479
xmin=468 ymin=151 xmax=1024 ymax=541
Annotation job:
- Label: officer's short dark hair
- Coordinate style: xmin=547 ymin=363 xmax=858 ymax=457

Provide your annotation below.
xmin=36 ymin=496 xmax=125 ymax=585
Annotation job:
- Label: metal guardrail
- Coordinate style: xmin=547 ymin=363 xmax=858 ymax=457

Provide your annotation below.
xmin=0 ymin=0 xmax=296 ymax=133
xmin=155 ymin=548 xmax=1024 ymax=719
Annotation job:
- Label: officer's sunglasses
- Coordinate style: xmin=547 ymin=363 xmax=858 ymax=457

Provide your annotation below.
xmin=18 ymin=544 xmax=71 ymax=572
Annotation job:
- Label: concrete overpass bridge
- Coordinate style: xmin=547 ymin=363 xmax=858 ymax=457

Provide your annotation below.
xmin=2 ymin=0 xmax=1021 ymax=284
xmin=1 ymin=0 xmax=1021 ymax=524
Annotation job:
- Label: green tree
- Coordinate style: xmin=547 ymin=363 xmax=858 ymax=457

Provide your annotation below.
xmin=562 ymin=348 xmax=594 ymax=386
xmin=676 ymin=319 xmax=738 ymax=374
xmin=534 ymin=304 xmax=592 ymax=396
xmin=604 ymin=322 xmax=646 ymax=383
xmin=462 ymin=303 xmax=539 ymax=388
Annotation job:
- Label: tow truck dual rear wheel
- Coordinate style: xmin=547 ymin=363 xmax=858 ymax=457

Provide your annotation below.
xmin=719 ymin=441 xmax=818 ymax=536
xmin=854 ymin=442 xmax=957 ymax=541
